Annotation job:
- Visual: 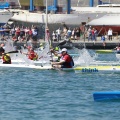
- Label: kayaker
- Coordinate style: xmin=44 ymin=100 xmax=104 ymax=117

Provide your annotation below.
xmin=1 ymin=50 xmax=11 ymax=64
xmin=51 ymin=48 xmax=74 ymax=68
xmin=114 ymin=44 xmax=120 ymax=54
xmin=22 ymin=47 xmax=38 ymax=60
xmin=0 ymin=43 xmax=5 ymax=56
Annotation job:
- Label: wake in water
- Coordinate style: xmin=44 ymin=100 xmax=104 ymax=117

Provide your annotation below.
xmin=73 ymin=48 xmax=97 ymax=66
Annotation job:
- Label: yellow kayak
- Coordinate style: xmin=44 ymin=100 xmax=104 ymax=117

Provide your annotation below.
xmin=95 ymin=50 xmax=113 ymax=54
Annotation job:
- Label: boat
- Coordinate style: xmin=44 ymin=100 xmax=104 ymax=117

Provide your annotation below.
xmin=75 ymin=66 xmax=120 ymax=72
xmin=0 ymin=0 xmax=20 ymax=26
xmin=1 ymin=63 xmax=120 ymax=73
xmin=95 ymin=49 xmax=114 ymax=54
xmin=93 ymin=91 xmax=120 ymax=101
xmin=9 ymin=1 xmax=120 ymax=25
xmin=0 ymin=9 xmax=13 ymax=26
xmin=86 ymin=14 xmax=120 ymax=35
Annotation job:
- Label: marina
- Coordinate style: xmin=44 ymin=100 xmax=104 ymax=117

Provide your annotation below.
xmin=1 ymin=0 xmax=120 ymax=120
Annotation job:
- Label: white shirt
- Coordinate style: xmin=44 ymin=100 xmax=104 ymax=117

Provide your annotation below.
xmin=108 ymin=29 xmax=112 ymax=35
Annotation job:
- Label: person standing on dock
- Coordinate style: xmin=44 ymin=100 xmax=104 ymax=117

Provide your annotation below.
xmin=56 ymin=28 xmax=61 ymax=41
xmin=88 ymin=26 xmax=92 ymax=41
xmin=108 ymin=28 xmax=113 ymax=41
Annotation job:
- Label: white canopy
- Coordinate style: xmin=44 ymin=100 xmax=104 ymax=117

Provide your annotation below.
xmin=87 ymin=14 xmax=120 ymax=26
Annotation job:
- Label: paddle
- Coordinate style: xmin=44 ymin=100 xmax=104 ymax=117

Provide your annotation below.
xmin=6 ymin=51 xmax=18 ymax=54
xmin=56 ymin=40 xmax=67 ymax=47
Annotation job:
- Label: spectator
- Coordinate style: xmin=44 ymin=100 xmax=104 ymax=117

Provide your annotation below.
xmin=56 ymin=27 xmax=61 ymax=41
xmin=108 ymin=28 xmax=113 ymax=41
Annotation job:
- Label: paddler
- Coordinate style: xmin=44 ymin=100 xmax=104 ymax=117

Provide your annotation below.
xmin=1 ymin=49 xmax=11 ymax=64
xmin=51 ymin=48 xmax=74 ymax=68
xmin=0 ymin=43 xmax=5 ymax=56
xmin=21 ymin=46 xmax=38 ymax=60
xmin=114 ymin=44 xmax=120 ymax=54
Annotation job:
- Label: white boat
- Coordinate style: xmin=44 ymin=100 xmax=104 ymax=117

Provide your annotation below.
xmin=0 ymin=9 xmax=13 ymax=26
xmin=0 ymin=0 xmax=20 ymax=26
xmin=0 ymin=62 xmax=120 ymax=73
xmin=9 ymin=2 xmax=120 ymax=25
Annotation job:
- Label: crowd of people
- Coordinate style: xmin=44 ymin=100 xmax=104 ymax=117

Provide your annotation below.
xmin=51 ymin=25 xmax=115 ymax=45
xmin=0 ymin=25 xmax=39 ymax=43
xmin=52 ymin=25 xmax=85 ymax=42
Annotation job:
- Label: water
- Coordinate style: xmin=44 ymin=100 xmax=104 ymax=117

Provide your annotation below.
xmin=0 ymin=51 xmax=120 ymax=120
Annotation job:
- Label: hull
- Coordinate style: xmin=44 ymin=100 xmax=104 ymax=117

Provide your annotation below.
xmin=0 ymin=10 xmax=13 ymax=25
xmin=87 ymin=14 xmax=120 ymax=35
xmin=0 ymin=63 xmax=120 ymax=73
xmin=74 ymin=66 xmax=120 ymax=73
xmin=93 ymin=91 xmax=120 ymax=101
xmin=10 ymin=9 xmax=106 ymax=25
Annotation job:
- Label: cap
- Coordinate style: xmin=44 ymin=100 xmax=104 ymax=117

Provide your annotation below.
xmin=61 ymin=48 xmax=67 ymax=52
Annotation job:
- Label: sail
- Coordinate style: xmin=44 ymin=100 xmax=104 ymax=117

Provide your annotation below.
xmin=0 ymin=0 xmax=21 ymax=8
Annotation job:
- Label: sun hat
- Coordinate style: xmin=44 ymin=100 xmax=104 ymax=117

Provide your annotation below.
xmin=61 ymin=48 xmax=67 ymax=52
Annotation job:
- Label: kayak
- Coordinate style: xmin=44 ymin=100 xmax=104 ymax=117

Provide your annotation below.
xmin=93 ymin=91 xmax=120 ymax=101
xmin=74 ymin=66 xmax=120 ymax=72
xmin=95 ymin=50 xmax=114 ymax=54
xmin=0 ymin=63 xmax=120 ymax=72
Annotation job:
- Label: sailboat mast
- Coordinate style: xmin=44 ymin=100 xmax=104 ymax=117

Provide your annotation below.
xmin=45 ymin=0 xmax=48 ymax=29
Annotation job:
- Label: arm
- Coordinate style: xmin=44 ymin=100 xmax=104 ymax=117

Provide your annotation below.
xmin=51 ymin=60 xmax=65 ymax=65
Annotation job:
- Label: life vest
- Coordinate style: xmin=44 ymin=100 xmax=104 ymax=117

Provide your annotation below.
xmin=61 ymin=54 xmax=74 ymax=68
xmin=2 ymin=54 xmax=11 ymax=64
xmin=28 ymin=51 xmax=38 ymax=60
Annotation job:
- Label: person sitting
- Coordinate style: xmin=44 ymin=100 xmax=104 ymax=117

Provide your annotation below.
xmin=22 ymin=46 xmax=38 ymax=60
xmin=0 ymin=43 xmax=5 ymax=56
xmin=1 ymin=50 xmax=11 ymax=64
xmin=51 ymin=48 xmax=74 ymax=68
xmin=114 ymin=44 xmax=120 ymax=54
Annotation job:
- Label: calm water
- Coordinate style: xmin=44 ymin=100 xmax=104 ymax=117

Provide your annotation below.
xmin=0 ymin=52 xmax=120 ymax=120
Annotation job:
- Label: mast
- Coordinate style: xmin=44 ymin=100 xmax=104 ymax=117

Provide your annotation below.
xmin=45 ymin=0 xmax=48 ymax=29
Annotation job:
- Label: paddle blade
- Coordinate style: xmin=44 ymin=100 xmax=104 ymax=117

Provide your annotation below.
xmin=57 ymin=40 xmax=66 ymax=46
xmin=7 ymin=51 xmax=18 ymax=54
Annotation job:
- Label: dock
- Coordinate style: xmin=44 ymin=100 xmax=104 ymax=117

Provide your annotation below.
xmin=52 ymin=37 xmax=120 ymax=49
xmin=1 ymin=37 xmax=120 ymax=50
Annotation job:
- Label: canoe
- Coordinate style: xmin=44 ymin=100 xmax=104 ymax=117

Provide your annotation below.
xmin=93 ymin=91 xmax=120 ymax=101
xmin=95 ymin=50 xmax=113 ymax=54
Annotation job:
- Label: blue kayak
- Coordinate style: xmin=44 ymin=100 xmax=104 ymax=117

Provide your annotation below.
xmin=93 ymin=91 xmax=120 ymax=101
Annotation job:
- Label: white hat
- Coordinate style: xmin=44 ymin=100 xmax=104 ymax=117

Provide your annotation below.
xmin=61 ymin=48 xmax=67 ymax=52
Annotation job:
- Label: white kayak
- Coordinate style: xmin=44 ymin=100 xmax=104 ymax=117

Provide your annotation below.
xmin=0 ymin=63 xmax=120 ymax=73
